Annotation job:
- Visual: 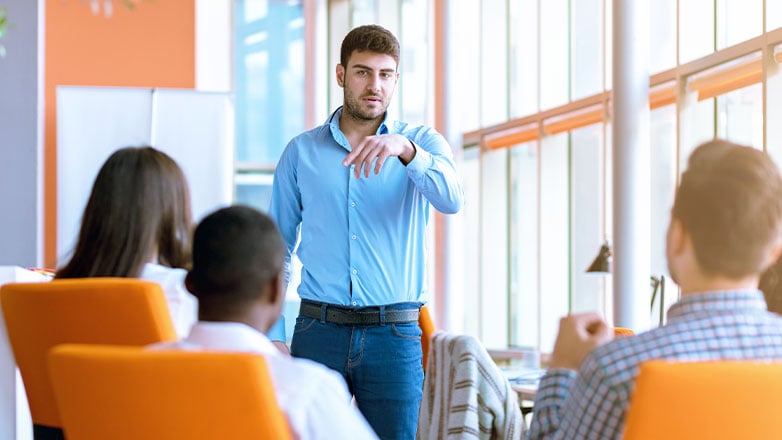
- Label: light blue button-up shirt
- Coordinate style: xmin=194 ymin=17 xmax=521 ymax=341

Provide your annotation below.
xmin=269 ymin=107 xmax=464 ymax=307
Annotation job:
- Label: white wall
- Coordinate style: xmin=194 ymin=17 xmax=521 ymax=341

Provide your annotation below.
xmin=195 ymin=0 xmax=231 ymax=92
xmin=0 ymin=0 xmax=43 ymax=268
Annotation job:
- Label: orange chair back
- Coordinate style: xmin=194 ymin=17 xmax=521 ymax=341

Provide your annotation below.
xmin=0 ymin=278 xmax=177 ymax=429
xmin=419 ymin=305 xmax=436 ymax=371
xmin=48 ymin=344 xmax=293 ymax=440
xmin=623 ymin=360 xmax=782 ymax=439
xmin=613 ymin=327 xmax=635 ymax=338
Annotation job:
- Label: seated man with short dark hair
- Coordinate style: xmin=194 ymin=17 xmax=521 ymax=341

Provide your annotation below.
xmin=152 ymin=205 xmax=378 ymax=440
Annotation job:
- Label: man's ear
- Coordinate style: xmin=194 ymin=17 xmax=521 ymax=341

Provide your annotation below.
xmin=763 ymin=239 xmax=782 ymax=272
xmin=668 ymin=217 xmax=687 ymax=257
xmin=265 ymin=272 xmax=283 ymax=306
xmin=336 ymin=63 xmax=345 ymax=88
xmin=184 ymin=272 xmax=196 ymax=296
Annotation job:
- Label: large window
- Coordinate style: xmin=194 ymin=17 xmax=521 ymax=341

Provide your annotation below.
xmin=234 ymin=0 xmax=304 ymax=211
xmin=247 ymin=1 xmax=782 ymax=349
xmin=452 ymin=1 xmax=782 ymax=350
xmin=235 ymin=1 xmax=304 ymax=166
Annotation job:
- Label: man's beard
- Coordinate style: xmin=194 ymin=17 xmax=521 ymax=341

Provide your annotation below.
xmin=344 ymin=91 xmax=386 ymax=121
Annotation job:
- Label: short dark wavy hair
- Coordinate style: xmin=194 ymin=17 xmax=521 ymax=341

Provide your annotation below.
xmin=340 ymin=24 xmax=400 ymax=67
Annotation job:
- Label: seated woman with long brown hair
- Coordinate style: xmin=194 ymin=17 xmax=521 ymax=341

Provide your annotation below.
xmin=56 ymin=146 xmax=197 ymax=336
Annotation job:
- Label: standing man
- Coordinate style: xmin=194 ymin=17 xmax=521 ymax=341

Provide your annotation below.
xmin=269 ymin=24 xmax=464 ymax=439
xmin=528 ymin=139 xmax=782 ymax=439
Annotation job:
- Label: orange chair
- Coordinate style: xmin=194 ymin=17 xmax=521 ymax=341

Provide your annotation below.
xmin=0 ymin=278 xmax=177 ymax=438
xmin=419 ymin=305 xmax=436 ymax=372
xmin=48 ymin=344 xmax=292 ymax=440
xmin=613 ymin=327 xmax=635 ymax=338
xmin=623 ymin=360 xmax=782 ymax=439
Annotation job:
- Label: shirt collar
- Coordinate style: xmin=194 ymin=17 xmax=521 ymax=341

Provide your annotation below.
xmin=185 ymin=321 xmax=280 ymax=358
xmin=327 ymin=106 xmax=392 ymax=139
xmin=666 ymin=289 xmax=768 ymax=323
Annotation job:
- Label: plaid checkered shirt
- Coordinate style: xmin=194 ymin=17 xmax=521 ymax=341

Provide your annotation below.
xmin=528 ymin=290 xmax=782 ymax=440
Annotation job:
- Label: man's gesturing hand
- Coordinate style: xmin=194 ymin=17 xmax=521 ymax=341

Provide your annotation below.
xmin=548 ymin=312 xmax=614 ymax=371
xmin=342 ymin=133 xmax=416 ymax=178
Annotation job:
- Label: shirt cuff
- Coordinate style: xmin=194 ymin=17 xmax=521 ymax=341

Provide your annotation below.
xmin=403 ymin=140 xmax=434 ymax=177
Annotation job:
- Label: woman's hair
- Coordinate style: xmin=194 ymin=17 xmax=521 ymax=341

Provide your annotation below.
xmin=57 ymin=146 xmax=193 ymax=279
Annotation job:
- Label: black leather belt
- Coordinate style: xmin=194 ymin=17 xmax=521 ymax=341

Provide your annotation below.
xmin=299 ymin=301 xmax=420 ymax=325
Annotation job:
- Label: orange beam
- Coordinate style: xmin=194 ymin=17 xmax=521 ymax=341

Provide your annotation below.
xmin=543 ymin=109 xmax=604 ymax=135
xmin=649 ymin=86 xmax=676 ymax=109
xmin=688 ymin=58 xmax=763 ymax=101
xmin=484 ymin=127 xmax=539 ymax=150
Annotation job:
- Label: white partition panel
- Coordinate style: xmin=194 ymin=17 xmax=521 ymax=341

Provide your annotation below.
xmin=57 ymin=87 xmax=153 ymax=263
xmin=152 ymin=89 xmax=235 ymax=223
xmin=57 ymin=86 xmax=234 ymax=265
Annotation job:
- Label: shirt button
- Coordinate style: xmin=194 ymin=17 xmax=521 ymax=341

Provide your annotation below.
xmin=351 ymin=235 xmax=357 ymax=240
xmin=352 ymin=269 xmax=358 ymax=275
xmin=351 ymin=202 xmax=356 ymax=207
xmin=352 ymin=301 xmax=357 ymax=306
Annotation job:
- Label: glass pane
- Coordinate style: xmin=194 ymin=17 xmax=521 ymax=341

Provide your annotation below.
xmin=650 ymin=0 xmax=676 ymax=73
xmin=350 ymin=0 xmax=377 ymax=26
xmin=649 ymin=105 xmax=678 ymax=323
xmin=540 ymin=0 xmax=570 ymax=109
xmin=680 ymin=90 xmax=715 ymax=164
xmin=768 ymin=0 xmax=782 ymax=31
xmin=510 ymin=142 xmax=539 ymax=348
xmin=571 ymin=124 xmax=605 ymax=314
xmin=572 ymin=0 xmax=604 ymax=100
xmin=400 ymin=0 xmax=432 ymax=125
xmin=767 ymin=53 xmax=782 ymax=165
xmin=447 ymin=0 xmax=481 ymax=132
xmin=716 ymin=82 xmax=763 ymax=148
xmin=510 ymin=0 xmax=539 ymax=117
xmin=679 ymin=0 xmax=715 ymax=63
xmin=235 ymin=0 xmax=304 ymax=164
xmin=716 ymin=0 xmax=762 ymax=49
xmin=481 ymin=147 xmax=509 ymax=348
xmin=461 ymin=147 xmax=481 ymax=337
xmin=539 ymin=134 xmax=570 ymax=352
xmin=235 ymin=173 xmax=274 ymax=212
xmin=604 ymin=0 xmax=612 ymax=89
xmin=481 ymin=0 xmax=509 ymax=126
xmin=328 ymin=0 xmax=350 ymax=112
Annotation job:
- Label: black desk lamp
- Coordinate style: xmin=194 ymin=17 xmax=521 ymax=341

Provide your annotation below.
xmin=585 ymin=242 xmax=666 ymax=327
xmin=586 ymin=242 xmax=612 ymax=273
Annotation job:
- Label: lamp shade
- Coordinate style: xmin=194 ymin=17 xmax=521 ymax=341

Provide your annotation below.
xmin=586 ymin=243 xmax=612 ymax=273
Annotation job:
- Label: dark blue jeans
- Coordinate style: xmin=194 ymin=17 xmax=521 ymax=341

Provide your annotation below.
xmin=291 ymin=303 xmax=424 ymax=440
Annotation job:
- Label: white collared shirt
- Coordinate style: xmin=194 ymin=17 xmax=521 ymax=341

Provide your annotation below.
xmin=140 ymin=263 xmax=198 ymax=338
xmin=152 ymin=322 xmax=379 ymax=440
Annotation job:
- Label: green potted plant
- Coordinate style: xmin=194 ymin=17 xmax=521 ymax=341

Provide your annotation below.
xmin=0 ymin=7 xmax=8 ymax=57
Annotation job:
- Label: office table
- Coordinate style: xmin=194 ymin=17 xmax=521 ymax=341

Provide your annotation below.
xmin=501 ymin=366 xmax=545 ymax=416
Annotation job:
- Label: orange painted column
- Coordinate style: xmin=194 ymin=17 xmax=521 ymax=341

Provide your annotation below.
xmin=44 ymin=1 xmax=195 ymax=267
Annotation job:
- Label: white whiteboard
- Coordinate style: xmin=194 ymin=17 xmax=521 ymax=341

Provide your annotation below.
xmin=57 ymin=86 xmax=235 ymax=265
